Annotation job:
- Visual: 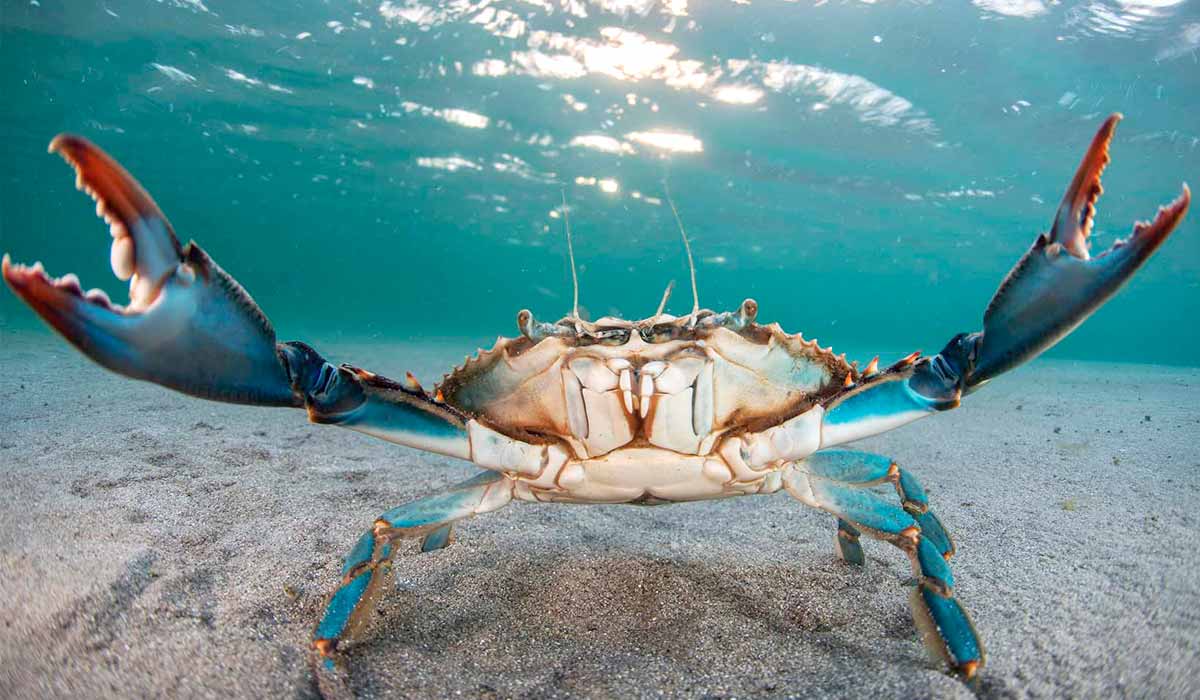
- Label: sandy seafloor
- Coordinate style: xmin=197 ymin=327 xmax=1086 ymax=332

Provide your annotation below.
xmin=1 ymin=329 xmax=1198 ymax=699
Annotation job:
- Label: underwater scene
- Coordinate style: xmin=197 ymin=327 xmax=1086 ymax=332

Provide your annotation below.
xmin=1 ymin=1 xmax=1199 ymax=698
xmin=2 ymin=0 xmax=1198 ymax=361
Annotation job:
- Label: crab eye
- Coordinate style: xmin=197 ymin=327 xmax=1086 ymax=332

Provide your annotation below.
xmin=639 ymin=324 xmax=680 ymax=343
xmin=576 ymin=327 xmax=631 ymax=346
xmin=741 ymin=298 xmax=758 ymax=321
xmin=595 ymin=328 xmax=631 ymax=346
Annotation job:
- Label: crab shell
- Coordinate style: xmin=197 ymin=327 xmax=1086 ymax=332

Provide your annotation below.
xmin=438 ymin=309 xmax=859 ymax=463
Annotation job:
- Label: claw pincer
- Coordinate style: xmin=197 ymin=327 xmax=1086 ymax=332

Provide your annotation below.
xmin=824 ymin=114 xmax=1189 ymax=439
xmin=969 ymin=114 xmax=1188 ymax=389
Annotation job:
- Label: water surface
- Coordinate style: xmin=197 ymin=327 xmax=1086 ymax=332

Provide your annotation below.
xmin=2 ymin=0 xmax=1197 ymax=365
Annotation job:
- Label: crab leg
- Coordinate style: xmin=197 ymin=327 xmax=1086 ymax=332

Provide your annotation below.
xmin=314 ymin=471 xmax=514 ymax=667
xmin=2 ymin=135 xmax=473 ymax=458
xmin=419 ymin=523 xmax=456 ymax=553
xmin=834 ymin=518 xmax=865 ymax=565
xmin=782 ymin=463 xmax=982 ymax=680
xmin=803 ymin=449 xmax=951 ymax=562
xmin=820 ymin=114 xmax=1189 ymax=447
xmin=803 ymin=450 xmax=930 ymax=513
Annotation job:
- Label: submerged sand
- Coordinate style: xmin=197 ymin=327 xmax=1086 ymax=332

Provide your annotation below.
xmin=1 ymin=329 xmax=1198 ymax=699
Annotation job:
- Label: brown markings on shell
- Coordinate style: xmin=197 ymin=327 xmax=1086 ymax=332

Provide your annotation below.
xmin=709 ymin=321 xmax=858 ymax=434
xmin=435 ymin=334 xmax=531 ymax=408
xmin=430 ymin=312 xmax=891 ymax=444
xmin=820 ymin=349 xmax=925 ymax=416
xmin=435 ymin=334 xmax=571 ymax=444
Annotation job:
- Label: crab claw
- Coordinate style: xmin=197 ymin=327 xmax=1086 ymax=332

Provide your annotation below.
xmin=969 ymin=114 xmax=1190 ymax=387
xmin=3 ymin=135 xmax=296 ymax=406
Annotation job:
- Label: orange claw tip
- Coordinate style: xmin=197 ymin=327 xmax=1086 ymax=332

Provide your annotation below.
xmin=0 ymin=254 xmax=17 ymax=290
xmin=0 ymin=254 xmax=21 ymax=288
xmin=842 ymin=373 xmax=854 ymax=388
xmin=434 ymin=389 xmax=445 ymax=403
xmin=2 ymin=254 xmax=35 ymax=289
xmin=1052 ymin=114 xmax=1123 ymax=259
xmin=47 ymin=133 xmax=71 ymax=154
xmin=1152 ymin=182 xmax=1192 ymax=229
xmin=46 ymin=133 xmax=178 ymax=247
xmin=1124 ymin=183 xmax=1191 ymax=251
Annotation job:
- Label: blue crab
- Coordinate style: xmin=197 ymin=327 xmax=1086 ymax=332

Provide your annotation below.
xmin=3 ymin=115 xmax=1189 ymax=684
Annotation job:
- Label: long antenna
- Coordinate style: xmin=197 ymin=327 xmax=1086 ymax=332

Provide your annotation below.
xmin=653 ymin=280 xmax=675 ymax=320
xmin=663 ymin=178 xmax=699 ymax=317
xmin=561 ymin=189 xmax=580 ymax=320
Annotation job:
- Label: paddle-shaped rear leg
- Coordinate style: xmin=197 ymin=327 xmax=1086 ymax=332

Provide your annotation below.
xmin=783 ymin=460 xmax=982 ymax=682
xmin=314 ymin=471 xmax=514 ymax=669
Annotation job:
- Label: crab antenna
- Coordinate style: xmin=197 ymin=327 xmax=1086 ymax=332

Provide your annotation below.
xmin=653 ymin=280 xmax=675 ymax=320
xmin=663 ymin=179 xmax=700 ymax=317
xmin=561 ymin=189 xmax=580 ymax=321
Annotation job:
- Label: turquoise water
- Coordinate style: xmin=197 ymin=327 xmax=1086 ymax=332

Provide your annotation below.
xmin=1 ymin=1 xmax=1197 ymax=366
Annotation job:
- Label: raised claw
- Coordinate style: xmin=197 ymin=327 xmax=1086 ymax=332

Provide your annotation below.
xmin=969 ymin=114 xmax=1189 ymax=387
xmin=2 ymin=135 xmax=295 ymax=405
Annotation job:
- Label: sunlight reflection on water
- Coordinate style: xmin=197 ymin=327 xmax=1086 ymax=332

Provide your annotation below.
xmin=1 ymin=0 xmax=1198 ymax=363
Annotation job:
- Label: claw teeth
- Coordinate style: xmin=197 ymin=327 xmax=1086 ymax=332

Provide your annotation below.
xmin=111 ymin=236 xmax=135 ymax=281
xmin=128 ymin=272 xmax=157 ymax=309
xmin=1133 ymin=185 xmax=1191 ymax=241
xmin=85 ymin=288 xmax=112 ymax=308
xmin=55 ymin=273 xmax=82 ymax=296
xmin=865 ymin=356 xmax=880 ymax=376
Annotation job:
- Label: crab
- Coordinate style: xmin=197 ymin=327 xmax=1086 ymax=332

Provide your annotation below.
xmin=2 ymin=115 xmax=1189 ymax=685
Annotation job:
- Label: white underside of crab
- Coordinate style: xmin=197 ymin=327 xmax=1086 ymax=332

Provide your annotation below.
xmin=452 ymin=406 xmax=832 ymax=504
